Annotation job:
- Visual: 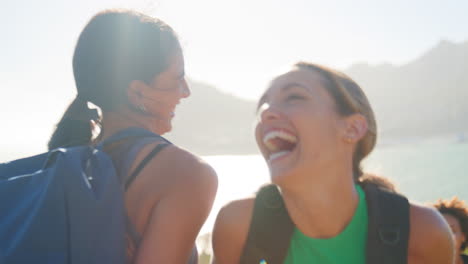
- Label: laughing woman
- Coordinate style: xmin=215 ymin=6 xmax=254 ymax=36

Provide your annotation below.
xmin=211 ymin=62 xmax=454 ymax=264
xmin=48 ymin=10 xmax=217 ymax=263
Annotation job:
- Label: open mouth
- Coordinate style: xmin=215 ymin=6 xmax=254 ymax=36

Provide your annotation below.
xmin=262 ymin=129 xmax=298 ymax=162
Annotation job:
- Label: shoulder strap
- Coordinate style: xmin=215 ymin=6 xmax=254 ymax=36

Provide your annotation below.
xmin=363 ymin=183 xmax=410 ymax=264
xmin=123 ymin=142 xmax=170 ymax=251
xmin=99 ymin=127 xmax=169 ymax=148
xmin=240 ymin=184 xmax=295 ymax=264
xmin=241 ymin=183 xmax=411 ymax=264
xmin=124 ymin=143 xmax=170 ymax=190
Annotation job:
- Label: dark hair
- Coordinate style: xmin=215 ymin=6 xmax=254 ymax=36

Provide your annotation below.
xmin=294 ymin=62 xmax=377 ymax=181
xmin=48 ymin=9 xmax=180 ymax=150
xmin=433 ymin=197 xmax=468 ymax=251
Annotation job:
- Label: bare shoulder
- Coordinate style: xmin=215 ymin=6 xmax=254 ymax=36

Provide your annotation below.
xmin=125 ymin=143 xmax=217 ymax=226
xmin=125 ymin=144 xmax=218 ymax=263
xmin=212 ymin=198 xmax=255 ymax=264
xmin=158 ymin=144 xmax=216 ymax=178
xmin=160 ymin=144 xmax=218 ymax=195
xmin=131 ymin=143 xmax=217 ymax=193
xmin=214 ymin=198 xmax=255 ymax=235
xmin=408 ymin=202 xmax=454 ymax=264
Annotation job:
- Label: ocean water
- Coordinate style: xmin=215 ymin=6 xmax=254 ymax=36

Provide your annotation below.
xmin=2 ymin=138 xmax=467 ymax=251
xmin=200 ymin=141 xmax=468 ymax=234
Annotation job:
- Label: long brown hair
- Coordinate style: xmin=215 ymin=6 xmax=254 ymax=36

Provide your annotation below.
xmin=48 ymin=9 xmax=180 ymax=150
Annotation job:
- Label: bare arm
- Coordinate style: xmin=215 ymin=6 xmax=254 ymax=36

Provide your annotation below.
xmin=408 ymin=203 xmax=455 ymax=264
xmin=127 ymin=145 xmax=218 ymax=264
xmin=211 ymin=199 xmax=254 ymax=264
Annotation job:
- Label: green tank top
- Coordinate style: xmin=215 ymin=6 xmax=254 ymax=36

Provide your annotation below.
xmin=283 ymin=185 xmax=368 ymax=264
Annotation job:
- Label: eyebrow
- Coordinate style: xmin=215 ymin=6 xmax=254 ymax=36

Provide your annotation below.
xmin=257 ymin=82 xmax=309 ymax=110
xmin=282 ymin=82 xmax=309 ymax=92
xmin=257 ymin=94 xmax=268 ymax=111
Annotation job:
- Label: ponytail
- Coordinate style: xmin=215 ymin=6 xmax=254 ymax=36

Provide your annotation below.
xmin=48 ymin=10 xmax=180 ymax=150
xmin=48 ymin=96 xmax=100 ymax=150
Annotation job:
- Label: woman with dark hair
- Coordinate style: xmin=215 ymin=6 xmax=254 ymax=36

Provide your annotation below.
xmin=211 ymin=62 xmax=453 ymax=263
xmin=434 ymin=197 xmax=468 ymax=264
xmin=49 ymin=9 xmax=217 ymax=264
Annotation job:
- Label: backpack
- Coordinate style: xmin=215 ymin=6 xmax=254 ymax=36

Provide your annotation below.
xmin=0 ymin=127 xmax=169 ymax=264
xmin=240 ymin=183 xmax=410 ymax=264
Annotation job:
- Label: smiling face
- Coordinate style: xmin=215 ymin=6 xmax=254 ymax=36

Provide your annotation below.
xmin=132 ymin=49 xmax=190 ymax=135
xmin=255 ymin=67 xmax=349 ymax=184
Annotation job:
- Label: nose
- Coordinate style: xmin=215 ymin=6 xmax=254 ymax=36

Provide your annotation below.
xmin=258 ymin=102 xmax=282 ymax=122
xmin=180 ymin=79 xmax=190 ymax=98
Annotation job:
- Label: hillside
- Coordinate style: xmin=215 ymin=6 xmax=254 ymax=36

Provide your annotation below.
xmin=165 ymin=80 xmax=258 ymax=155
xmin=346 ymin=40 xmax=468 ymax=140
xmin=167 ymin=40 xmax=468 ymax=155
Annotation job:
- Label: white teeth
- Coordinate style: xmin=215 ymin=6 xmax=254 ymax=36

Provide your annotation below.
xmin=262 ymin=130 xmax=298 ymax=161
xmin=262 ymin=130 xmax=297 ymax=152
xmin=263 ymin=130 xmax=297 ymax=143
xmin=268 ymin=151 xmax=290 ymax=162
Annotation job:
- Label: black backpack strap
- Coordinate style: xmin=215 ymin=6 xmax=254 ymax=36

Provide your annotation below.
xmin=363 ymin=183 xmax=410 ymax=264
xmin=240 ymin=184 xmax=295 ymax=264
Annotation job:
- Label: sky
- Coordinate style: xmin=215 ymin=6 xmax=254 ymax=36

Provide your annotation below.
xmin=1 ymin=0 xmax=468 ymax=158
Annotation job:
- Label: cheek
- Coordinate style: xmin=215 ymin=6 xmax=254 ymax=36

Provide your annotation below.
xmin=147 ymin=92 xmax=178 ymax=109
xmin=254 ymin=124 xmax=266 ymax=154
xmin=254 ymin=123 xmax=262 ymax=140
xmin=297 ymin=113 xmax=341 ymax=141
xmin=297 ymin=116 xmax=344 ymax=161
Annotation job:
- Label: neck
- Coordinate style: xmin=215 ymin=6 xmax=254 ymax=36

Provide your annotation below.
xmin=280 ymin=166 xmax=359 ymax=239
xmin=100 ymin=108 xmax=154 ymax=140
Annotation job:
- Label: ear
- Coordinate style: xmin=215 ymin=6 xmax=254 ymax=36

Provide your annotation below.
xmin=342 ymin=114 xmax=368 ymax=143
xmin=127 ymin=80 xmax=149 ymax=107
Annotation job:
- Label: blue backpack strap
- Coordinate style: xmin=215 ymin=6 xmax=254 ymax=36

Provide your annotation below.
xmin=0 ymin=152 xmax=49 ymax=178
xmin=99 ymin=127 xmax=170 ymax=148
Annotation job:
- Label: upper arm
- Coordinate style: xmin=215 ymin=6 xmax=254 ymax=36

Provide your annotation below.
xmin=129 ymin=145 xmax=218 ymax=264
xmin=211 ymin=199 xmax=254 ymax=264
xmin=408 ymin=203 xmax=454 ymax=264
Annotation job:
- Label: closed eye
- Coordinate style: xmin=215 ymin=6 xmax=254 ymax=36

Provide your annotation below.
xmin=286 ymin=93 xmax=305 ymax=101
xmin=282 ymin=83 xmax=309 ymax=102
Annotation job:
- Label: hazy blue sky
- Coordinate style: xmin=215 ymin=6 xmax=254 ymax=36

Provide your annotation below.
xmin=1 ymin=0 xmax=467 ymax=158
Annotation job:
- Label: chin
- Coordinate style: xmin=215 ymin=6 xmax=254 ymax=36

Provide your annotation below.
xmin=153 ymin=122 xmax=172 ymax=135
xmin=269 ymin=168 xmax=296 ymax=187
xmin=157 ymin=128 xmax=171 ymax=135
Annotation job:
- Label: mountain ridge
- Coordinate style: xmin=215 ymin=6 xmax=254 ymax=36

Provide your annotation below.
xmin=166 ymin=39 xmax=468 ymax=155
